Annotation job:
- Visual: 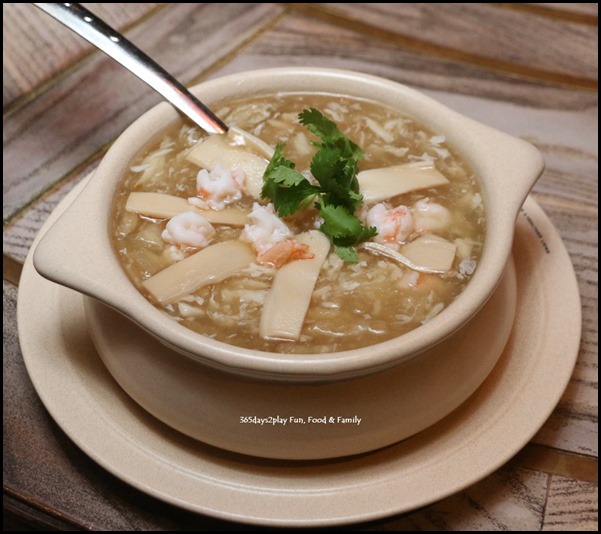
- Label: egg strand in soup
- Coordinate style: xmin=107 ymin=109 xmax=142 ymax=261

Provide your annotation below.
xmin=112 ymin=94 xmax=485 ymax=353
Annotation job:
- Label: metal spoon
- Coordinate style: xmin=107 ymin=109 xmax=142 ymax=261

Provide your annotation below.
xmin=34 ymin=3 xmax=228 ymax=135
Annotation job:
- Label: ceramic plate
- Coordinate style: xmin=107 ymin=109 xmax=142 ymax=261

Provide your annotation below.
xmin=18 ymin=182 xmax=581 ymax=527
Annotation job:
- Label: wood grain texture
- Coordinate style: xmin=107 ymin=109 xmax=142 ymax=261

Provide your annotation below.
xmin=213 ymin=12 xmax=598 ymax=109
xmin=2 ymin=3 xmax=161 ymax=109
xmin=532 ymin=3 xmax=599 ymax=17
xmin=5 ymin=6 xmax=597 ymax=222
xmin=2 ymin=2 xmax=283 ymax=221
xmin=542 ymin=475 xmax=598 ymax=530
xmin=517 ymin=444 xmax=598 ymax=483
xmin=297 ymin=3 xmax=598 ymax=89
xmin=500 ymin=4 xmax=599 ymax=25
xmin=374 ymin=467 xmax=548 ymax=531
xmin=3 ymin=162 xmax=97 ymax=262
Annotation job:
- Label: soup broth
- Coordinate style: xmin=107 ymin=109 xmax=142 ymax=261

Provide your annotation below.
xmin=112 ymin=94 xmax=485 ymax=353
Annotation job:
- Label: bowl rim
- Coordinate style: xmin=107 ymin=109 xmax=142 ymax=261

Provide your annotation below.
xmin=33 ymin=67 xmax=543 ymax=382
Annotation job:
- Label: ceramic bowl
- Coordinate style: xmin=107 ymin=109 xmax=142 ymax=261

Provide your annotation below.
xmin=33 ymin=68 xmax=543 ymax=459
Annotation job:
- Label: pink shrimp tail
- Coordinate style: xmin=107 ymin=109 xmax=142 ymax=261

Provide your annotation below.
xmin=258 ymin=239 xmax=314 ymax=267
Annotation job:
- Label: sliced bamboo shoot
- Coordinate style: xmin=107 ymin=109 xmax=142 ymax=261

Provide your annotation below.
xmin=400 ymin=234 xmax=456 ymax=272
xmin=358 ymin=164 xmax=449 ymax=203
xmin=228 ymin=126 xmax=274 ymax=159
xmin=260 ymin=231 xmax=331 ymax=341
xmin=186 ymin=134 xmax=268 ymax=199
xmin=125 ymin=192 xmax=248 ymax=226
xmin=143 ymin=240 xmax=255 ymax=304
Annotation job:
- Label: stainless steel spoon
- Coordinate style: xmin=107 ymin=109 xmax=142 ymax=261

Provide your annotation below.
xmin=34 ymin=3 xmax=228 ymax=135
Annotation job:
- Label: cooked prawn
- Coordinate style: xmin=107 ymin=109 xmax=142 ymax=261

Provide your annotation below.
xmin=365 ymin=202 xmax=414 ymax=249
xmin=241 ymin=202 xmax=292 ymax=254
xmin=241 ymin=202 xmax=314 ymax=267
xmin=161 ymin=210 xmax=215 ymax=248
xmin=193 ymin=163 xmax=245 ymax=210
xmin=258 ymin=239 xmax=314 ymax=267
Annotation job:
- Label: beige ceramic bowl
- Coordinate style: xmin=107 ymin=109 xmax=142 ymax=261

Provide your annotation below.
xmin=33 ymin=68 xmax=543 ymax=459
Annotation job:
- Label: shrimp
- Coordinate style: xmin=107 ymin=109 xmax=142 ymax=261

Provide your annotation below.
xmin=258 ymin=239 xmax=314 ymax=267
xmin=193 ymin=163 xmax=245 ymax=210
xmin=241 ymin=202 xmax=292 ymax=254
xmin=161 ymin=211 xmax=215 ymax=248
xmin=412 ymin=198 xmax=451 ymax=233
xmin=365 ymin=202 xmax=414 ymax=249
xmin=241 ymin=203 xmax=312 ymax=267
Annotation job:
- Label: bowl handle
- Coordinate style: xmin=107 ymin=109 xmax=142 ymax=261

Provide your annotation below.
xmin=465 ymin=119 xmax=545 ymax=222
xmin=32 ymin=176 xmax=135 ymax=317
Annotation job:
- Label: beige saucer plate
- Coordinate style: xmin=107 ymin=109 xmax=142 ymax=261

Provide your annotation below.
xmin=18 ymin=181 xmax=581 ymax=527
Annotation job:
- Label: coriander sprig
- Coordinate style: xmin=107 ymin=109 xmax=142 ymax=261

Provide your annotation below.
xmin=261 ymin=108 xmax=377 ymax=263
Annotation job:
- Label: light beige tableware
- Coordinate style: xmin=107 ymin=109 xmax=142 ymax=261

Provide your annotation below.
xmin=18 ymin=191 xmax=581 ymax=525
xmin=32 ymin=68 xmax=544 ymax=459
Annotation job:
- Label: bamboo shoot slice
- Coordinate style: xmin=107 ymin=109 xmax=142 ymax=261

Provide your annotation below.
xmin=260 ymin=231 xmax=330 ymax=341
xmin=228 ymin=126 xmax=274 ymax=159
xmin=358 ymin=164 xmax=449 ymax=203
xmin=143 ymin=240 xmax=255 ymax=304
xmin=125 ymin=192 xmax=248 ymax=226
xmin=186 ymin=134 xmax=268 ymax=198
xmin=400 ymin=234 xmax=456 ymax=272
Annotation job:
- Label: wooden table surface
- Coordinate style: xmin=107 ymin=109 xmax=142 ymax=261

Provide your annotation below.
xmin=3 ymin=3 xmax=597 ymax=530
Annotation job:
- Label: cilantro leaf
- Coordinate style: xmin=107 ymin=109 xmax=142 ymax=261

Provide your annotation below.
xmin=269 ymin=165 xmax=308 ymax=187
xmin=309 ymin=146 xmax=353 ymax=207
xmin=263 ymin=143 xmax=294 ymax=172
xmin=333 ymin=245 xmax=359 ymax=264
xmin=261 ymin=144 xmax=318 ymax=216
xmin=261 ymin=143 xmax=295 ymax=198
xmin=317 ymin=203 xmax=363 ymax=242
xmin=261 ymin=109 xmax=378 ymax=262
xmin=298 ymin=108 xmax=342 ymax=141
xmin=317 ymin=201 xmax=377 ymax=252
xmin=301 ymin=108 xmax=364 ymax=211
xmin=269 ymin=180 xmax=319 ymax=217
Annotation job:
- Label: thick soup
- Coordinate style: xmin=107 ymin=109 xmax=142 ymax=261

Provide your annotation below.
xmin=112 ymin=94 xmax=485 ymax=353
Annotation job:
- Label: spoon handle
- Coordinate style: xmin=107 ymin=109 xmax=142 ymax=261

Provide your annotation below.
xmin=34 ymin=3 xmax=228 ymax=135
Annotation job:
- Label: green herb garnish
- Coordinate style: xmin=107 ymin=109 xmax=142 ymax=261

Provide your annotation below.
xmin=261 ymin=108 xmax=377 ymax=262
